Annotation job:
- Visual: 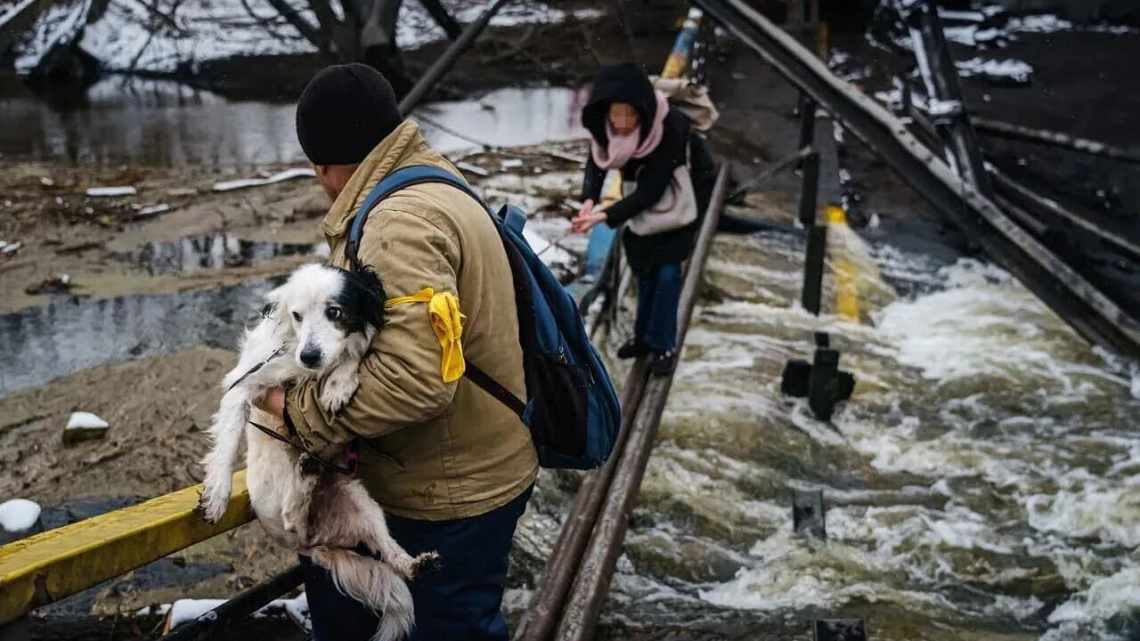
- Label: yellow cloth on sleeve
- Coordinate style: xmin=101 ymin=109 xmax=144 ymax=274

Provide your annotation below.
xmin=385 ymin=288 xmax=466 ymax=383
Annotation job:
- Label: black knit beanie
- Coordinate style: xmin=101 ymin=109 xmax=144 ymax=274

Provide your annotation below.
xmin=295 ymin=63 xmax=403 ymax=165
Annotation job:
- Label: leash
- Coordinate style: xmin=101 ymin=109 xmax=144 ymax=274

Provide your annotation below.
xmin=248 ymin=419 xmax=357 ymax=475
xmin=225 ymin=345 xmax=287 ymax=394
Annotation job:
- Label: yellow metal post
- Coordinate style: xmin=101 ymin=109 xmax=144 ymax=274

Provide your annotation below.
xmin=0 ymin=473 xmax=253 ymax=624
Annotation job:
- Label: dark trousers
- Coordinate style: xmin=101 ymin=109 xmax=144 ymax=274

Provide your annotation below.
xmin=301 ymin=485 xmax=533 ymax=641
xmin=634 ymin=262 xmax=683 ymax=352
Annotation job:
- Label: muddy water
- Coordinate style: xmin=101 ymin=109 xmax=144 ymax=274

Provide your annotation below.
xmin=520 ymin=214 xmax=1140 ymax=640
xmin=0 ymin=78 xmax=586 ymax=166
xmin=0 ymin=279 xmax=277 ymax=396
xmin=110 ymin=234 xmax=327 ymax=276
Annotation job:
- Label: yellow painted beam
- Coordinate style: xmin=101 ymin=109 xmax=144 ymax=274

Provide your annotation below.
xmin=0 ymin=472 xmax=253 ymax=624
xmin=826 ymin=205 xmax=861 ymax=322
xmin=661 ymin=9 xmax=702 ymax=80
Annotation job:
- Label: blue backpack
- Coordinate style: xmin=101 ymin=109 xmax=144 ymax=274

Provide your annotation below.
xmin=346 ymin=165 xmax=622 ymax=470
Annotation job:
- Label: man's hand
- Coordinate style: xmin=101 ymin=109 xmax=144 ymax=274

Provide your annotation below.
xmin=571 ymin=199 xmax=607 ymax=234
xmin=257 ymin=386 xmax=286 ymax=420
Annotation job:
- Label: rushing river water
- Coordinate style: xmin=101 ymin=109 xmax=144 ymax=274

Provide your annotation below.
xmin=502 ymin=213 xmax=1140 ymax=641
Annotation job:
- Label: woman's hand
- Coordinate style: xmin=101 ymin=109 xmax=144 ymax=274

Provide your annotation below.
xmin=571 ymin=199 xmax=607 ymax=234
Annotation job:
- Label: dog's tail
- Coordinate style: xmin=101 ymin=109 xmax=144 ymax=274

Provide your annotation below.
xmin=310 ymin=547 xmax=415 ymax=641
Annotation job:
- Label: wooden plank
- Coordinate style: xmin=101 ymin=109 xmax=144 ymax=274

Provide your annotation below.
xmin=0 ymin=472 xmax=253 ymax=624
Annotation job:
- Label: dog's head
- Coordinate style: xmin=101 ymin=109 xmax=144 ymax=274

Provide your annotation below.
xmin=265 ymin=264 xmax=386 ymax=372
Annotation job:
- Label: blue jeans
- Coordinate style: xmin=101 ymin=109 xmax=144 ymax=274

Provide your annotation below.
xmin=302 ymin=485 xmax=533 ymax=641
xmin=635 ymin=263 xmax=682 ymax=352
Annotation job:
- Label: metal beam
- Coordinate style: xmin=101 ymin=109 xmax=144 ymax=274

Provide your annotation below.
xmin=989 ymin=163 xmax=1140 ymax=260
xmin=0 ymin=473 xmax=253 ymax=625
xmin=553 ymin=167 xmax=729 ymax=641
xmin=511 ymin=360 xmax=651 ymax=641
xmin=973 ymin=117 xmax=1140 ymax=166
xmin=159 ymin=565 xmax=304 ymax=641
xmin=727 ymin=146 xmax=813 ymax=202
xmin=899 ymin=0 xmax=990 ymax=192
xmin=692 ymin=0 xmax=1140 ymax=357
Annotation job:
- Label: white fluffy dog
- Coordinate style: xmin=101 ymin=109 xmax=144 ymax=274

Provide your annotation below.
xmin=198 ymin=263 xmax=435 ymax=641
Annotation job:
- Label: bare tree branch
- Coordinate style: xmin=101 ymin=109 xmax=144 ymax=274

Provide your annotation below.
xmin=418 ymin=0 xmax=461 ymax=40
xmin=263 ymin=0 xmax=327 ymax=51
xmin=137 ymin=0 xmax=188 ymax=35
xmin=306 ymin=0 xmax=340 ymax=40
xmin=240 ymin=0 xmax=301 ymax=42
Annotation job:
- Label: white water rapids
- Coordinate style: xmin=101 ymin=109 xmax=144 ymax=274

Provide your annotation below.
xmin=510 ymin=190 xmax=1140 ymax=641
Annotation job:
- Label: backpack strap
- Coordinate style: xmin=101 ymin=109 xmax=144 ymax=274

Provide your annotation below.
xmin=346 ymin=165 xmax=489 ymax=269
xmin=465 ymin=363 xmax=526 ymax=419
xmin=345 ymin=164 xmax=526 ymax=419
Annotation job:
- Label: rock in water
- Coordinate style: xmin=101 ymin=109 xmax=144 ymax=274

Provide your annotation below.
xmin=63 ymin=411 xmax=110 ymax=445
xmin=0 ymin=498 xmax=44 ymax=544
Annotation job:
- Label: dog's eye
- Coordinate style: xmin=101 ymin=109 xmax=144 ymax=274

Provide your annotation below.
xmin=292 ymin=311 xmax=302 ymax=322
xmin=325 ymin=306 xmax=343 ymax=321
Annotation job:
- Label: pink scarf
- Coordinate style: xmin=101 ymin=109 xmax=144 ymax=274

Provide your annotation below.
xmin=590 ymin=91 xmax=669 ymax=170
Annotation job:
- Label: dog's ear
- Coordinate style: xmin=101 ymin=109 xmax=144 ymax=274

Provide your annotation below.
xmin=341 ymin=267 xmax=387 ymax=331
xmin=262 ymin=285 xmax=285 ymax=319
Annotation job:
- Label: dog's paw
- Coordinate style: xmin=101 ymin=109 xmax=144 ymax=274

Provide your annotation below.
xmin=196 ymin=485 xmax=230 ymax=524
xmin=319 ymin=368 xmax=358 ymax=413
xmin=404 ymin=551 xmax=442 ymax=580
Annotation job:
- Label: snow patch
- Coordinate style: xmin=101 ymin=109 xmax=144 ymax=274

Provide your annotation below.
xmin=77 ymin=0 xmax=317 ymax=74
xmin=0 ymin=499 xmax=41 ymax=532
xmin=66 ymin=411 xmax=109 ymax=430
xmin=164 ymin=593 xmax=309 ymax=631
xmin=211 ymin=168 xmax=315 ymax=192
xmin=15 ymin=0 xmax=607 ymax=75
xmin=956 ymin=57 xmax=1034 ymax=84
xmin=86 ymin=186 xmax=137 ymax=197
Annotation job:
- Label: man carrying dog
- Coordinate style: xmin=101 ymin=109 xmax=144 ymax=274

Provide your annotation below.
xmin=257 ymin=63 xmax=538 ymax=641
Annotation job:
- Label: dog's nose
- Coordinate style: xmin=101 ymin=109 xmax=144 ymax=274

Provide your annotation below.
xmin=299 ymin=348 xmax=322 ymax=368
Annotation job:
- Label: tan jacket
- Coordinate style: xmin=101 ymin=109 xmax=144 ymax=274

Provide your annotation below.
xmin=285 ymin=120 xmax=538 ymax=521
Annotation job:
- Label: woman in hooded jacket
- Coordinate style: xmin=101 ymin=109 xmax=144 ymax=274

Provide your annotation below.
xmin=572 ymin=62 xmax=716 ymax=375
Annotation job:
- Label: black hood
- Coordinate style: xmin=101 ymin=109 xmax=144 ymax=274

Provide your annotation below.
xmin=581 ymin=63 xmax=658 ymax=147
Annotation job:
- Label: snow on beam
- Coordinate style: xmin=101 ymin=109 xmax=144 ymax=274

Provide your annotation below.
xmin=0 ymin=0 xmax=38 ymax=30
xmin=0 ymin=471 xmax=253 ymax=625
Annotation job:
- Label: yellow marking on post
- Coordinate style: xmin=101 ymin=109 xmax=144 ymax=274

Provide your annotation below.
xmin=826 ymin=205 xmax=861 ymax=321
xmin=0 ymin=472 xmax=253 ymax=624
xmin=661 ymin=52 xmax=687 ymax=80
